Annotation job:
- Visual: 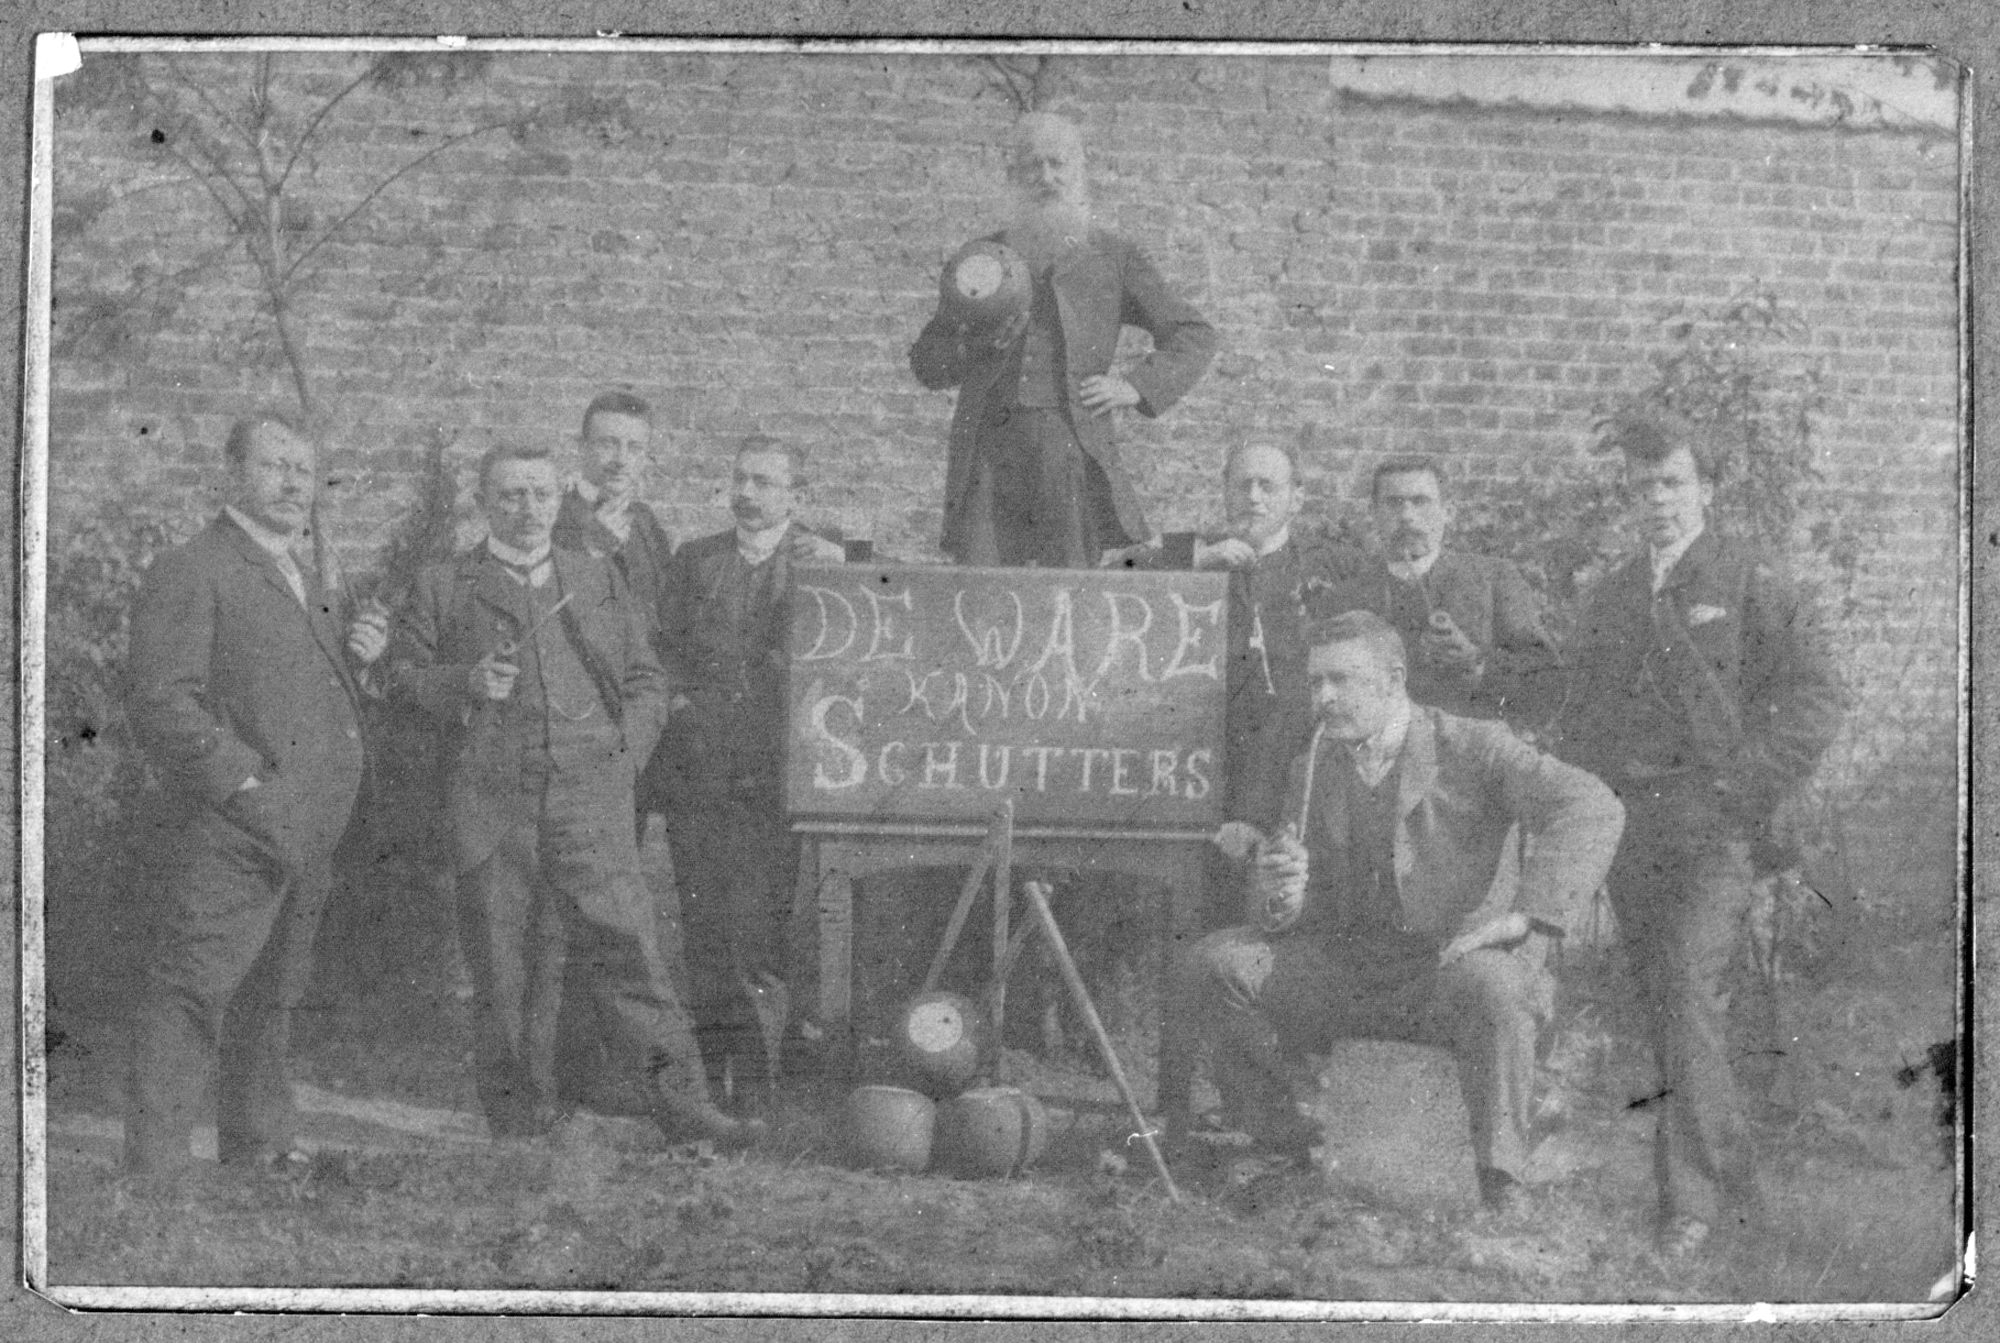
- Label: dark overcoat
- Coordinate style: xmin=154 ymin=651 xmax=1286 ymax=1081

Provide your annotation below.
xmin=1554 ymin=528 xmax=1841 ymax=821
xmin=909 ymin=227 xmax=1217 ymax=559
xmin=126 ymin=513 xmax=367 ymax=866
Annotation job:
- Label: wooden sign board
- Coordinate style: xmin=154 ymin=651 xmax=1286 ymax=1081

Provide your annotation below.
xmin=785 ymin=565 xmax=1229 ymax=831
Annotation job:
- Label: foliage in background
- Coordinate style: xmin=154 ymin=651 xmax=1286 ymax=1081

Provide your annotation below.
xmin=46 ymin=53 xmax=507 ymax=1021
xmin=43 ymin=499 xmax=187 ymax=1018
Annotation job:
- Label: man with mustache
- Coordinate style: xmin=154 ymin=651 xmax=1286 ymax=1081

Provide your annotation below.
xmin=1189 ymin=610 xmax=1622 ymax=1213
xmin=910 ymin=111 xmax=1217 ymax=568
xmin=122 ymin=415 xmax=387 ymax=1175
xmin=1553 ymin=412 xmax=1839 ymax=1255
xmin=390 ymin=443 xmax=759 ymax=1149
xmin=1318 ymin=456 xmax=1562 ymax=730
xmin=1102 ymin=441 xmax=1350 ymax=916
xmin=656 ymin=436 xmax=846 ymax=1109
xmin=548 ymin=390 xmax=679 ymax=1118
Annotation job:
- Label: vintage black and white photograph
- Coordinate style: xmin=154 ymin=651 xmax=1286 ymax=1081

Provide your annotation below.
xmin=20 ymin=38 xmax=1966 ymax=1316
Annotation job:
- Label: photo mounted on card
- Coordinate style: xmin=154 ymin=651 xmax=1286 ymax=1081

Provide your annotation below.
xmin=18 ymin=35 xmax=1968 ymax=1322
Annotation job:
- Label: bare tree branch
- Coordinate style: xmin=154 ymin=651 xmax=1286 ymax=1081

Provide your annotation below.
xmin=153 ymin=129 xmax=251 ymax=239
xmin=981 ymin=56 xmax=1033 ymax=112
xmin=277 ymin=61 xmax=380 ymax=191
xmin=280 ymin=119 xmax=518 ymax=285
xmin=161 ymin=55 xmax=255 ymax=153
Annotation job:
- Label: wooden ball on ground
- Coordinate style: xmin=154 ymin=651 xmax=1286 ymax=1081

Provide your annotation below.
xmin=939 ymin=239 xmax=1030 ymax=331
xmin=893 ymin=990 xmax=986 ymax=1097
xmin=935 ymin=1086 xmax=1050 ymax=1179
xmin=843 ymin=1085 xmax=936 ymax=1172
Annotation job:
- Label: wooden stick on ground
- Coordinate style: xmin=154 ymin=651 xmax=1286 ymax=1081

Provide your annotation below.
xmin=987 ymin=799 xmax=1013 ymax=1076
xmin=920 ymin=806 xmax=1009 ymax=995
xmin=1019 ymin=878 xmax=1182 ymax=1204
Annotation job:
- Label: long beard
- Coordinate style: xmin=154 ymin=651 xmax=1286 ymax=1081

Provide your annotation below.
xmin=1005 ymin=195 xmax=1092 ymax=273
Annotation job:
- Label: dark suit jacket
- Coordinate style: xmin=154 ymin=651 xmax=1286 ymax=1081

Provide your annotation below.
xmin=910 ymin=228 xmax=1217 ymax=558
xmin=390 ymin=545 xmax=667 ymax=870
xmin=125 ymin=513 xmax=368 ymax=870
xmin=1280 ymin=706 xmax=1623 ymax=947
xmin=551 ymin=489 xmax=673 ymax=648
xmin=1315 ymin=548 xmax=1562 ymax=728
xmin=1555 ymin=529 xmax=1841 ymax=823
xmin=655 ymin=522 xmax=822 ymax=801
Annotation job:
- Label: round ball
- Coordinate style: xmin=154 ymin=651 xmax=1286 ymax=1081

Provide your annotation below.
xmin=893 ymin=990 xmax=986 ymax=1096
xmin=935 ymin=1086 xmax=1050 ymax=1179
xmin=843 ymin=1085 xmax=936 ymax=1172
xmin=939 ymin=240 xmax=1030 ymax=331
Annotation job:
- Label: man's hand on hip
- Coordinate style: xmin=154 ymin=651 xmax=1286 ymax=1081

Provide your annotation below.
xmin=1077 ymin=372 xmax=1140 ymax=415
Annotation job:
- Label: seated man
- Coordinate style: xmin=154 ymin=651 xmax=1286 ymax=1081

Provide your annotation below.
xmin=1190 ymin=611 xmax=1622 ymax=1210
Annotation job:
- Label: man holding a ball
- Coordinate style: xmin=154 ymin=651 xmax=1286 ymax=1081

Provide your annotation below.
xmin=909 ymin=111 xmax=1217 ymax=568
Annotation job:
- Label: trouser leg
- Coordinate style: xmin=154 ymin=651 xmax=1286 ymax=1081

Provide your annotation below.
xmin=214 ymin=848 xmax=338 ymax=1162
xmin=1195 ymin=924 xmax=1538 ymax=1179
xmin=1426 ymin=948 xmax=1543 ymax=1179
xmin=124 ymin=814 xmax=287 ymax=1173
xmin=1610 ymin=793 xmax=1765 ymax=1226
xmin=1190 ymin=927 xmax=1330 ymax=1153
xmin=457 ymin=823 xmax=562 ymax=1136
xmin=544 ymin=774 xmax=720 ymax=1130
xmin=666 ymin=795 xmax=790 ymax=1100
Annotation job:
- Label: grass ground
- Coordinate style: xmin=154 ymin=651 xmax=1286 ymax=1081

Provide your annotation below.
xmin=35 ymin=883 xmax=1960 ymax=1311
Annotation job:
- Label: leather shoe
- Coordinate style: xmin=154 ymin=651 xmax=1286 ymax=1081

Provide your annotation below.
xmin=655 ymin=1096 xmax=768 ymax=1151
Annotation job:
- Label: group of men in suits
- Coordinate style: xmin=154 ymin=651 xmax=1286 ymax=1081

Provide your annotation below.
xmin=121 ymin=399 xmax=837 ymax=1172
xmin=908 ymin=108 xmax=1840 ymax=1254
xmin=119 ymin=104 xmax=1840 ymax=1262
xmin=1142 ymin=428 xmax=1838 ymax=1253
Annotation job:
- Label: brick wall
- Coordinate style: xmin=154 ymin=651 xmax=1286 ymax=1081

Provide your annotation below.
xmin=47 ymin=51 xmax=1960 ymax=870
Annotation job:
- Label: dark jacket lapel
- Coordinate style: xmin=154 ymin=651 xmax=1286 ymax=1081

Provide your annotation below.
xmin=1394 ymin=708 xmax=1438 ymax=844
xmin=469 ymin=549 xmax=534 ymax=634
xmin=217 ymin=513 xmax=358 ymax=699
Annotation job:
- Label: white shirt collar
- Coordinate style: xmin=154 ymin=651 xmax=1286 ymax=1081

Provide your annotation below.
xmin=1385 ymin=547 xmax=1440 ymax=583
xmin=736 ymin=521 xmax=788 ymax=566
xmin=486 ymin=534 xmax=553 ymax=571
xmin=1253 ymin=523 xmax=1292 ymax=559
xmin=1649 ymin=522 xmax=1705 ymax=591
